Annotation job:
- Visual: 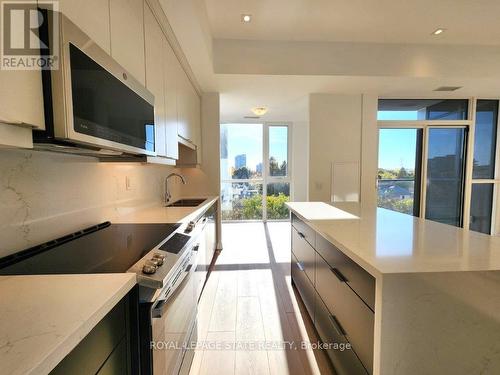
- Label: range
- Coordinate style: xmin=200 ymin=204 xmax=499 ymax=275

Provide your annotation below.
xmin=0 ymin=202 xmax=216 ymax=375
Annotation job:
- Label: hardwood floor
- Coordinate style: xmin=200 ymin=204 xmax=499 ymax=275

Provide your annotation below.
xmin=189 ymin=222 xmax=335 ymax=375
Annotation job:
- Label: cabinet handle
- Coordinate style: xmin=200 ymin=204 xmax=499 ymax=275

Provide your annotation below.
xmin=296 ymin=261 xmax=305 ymax=272
xmin=298 ymin=232 xmax=305 ymax=239
xmin=329 ymin=314 xmax=346 ymax=336
xmin=329 ymin=267 xmax=348 ymax=282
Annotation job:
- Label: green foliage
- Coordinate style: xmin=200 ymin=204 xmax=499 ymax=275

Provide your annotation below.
xmin=266 ymin=193 xmax=290 ymax=219
xmin=377 ymin=196 xmax=414 ymax=215
xmin=222 ymin=193 xmax=290 ymax=220
xmin=378 ymin=168 xmax=414 ymax=180
xmin=232 ymin=167 xmax=251 ymax=179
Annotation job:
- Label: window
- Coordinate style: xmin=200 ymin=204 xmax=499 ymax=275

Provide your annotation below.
xmin=377 ymin=129 xmax=422 ymax=216
xmin=378 ymin=99 xmax=469 ymax=121
xmin=472 ymin=100 xmax=498 ymax=179
xmin=425 ymin=128 xmax=467 ymax=227
xmin=378 ymin=98 xmax=500 ymax=235
xmin=220 ymin=123 xmax=291 ymax=221
xmin=469 ymin=100 xmax=499 ymax=234
xmin=470 ymin=184 xmax=494 ymax=234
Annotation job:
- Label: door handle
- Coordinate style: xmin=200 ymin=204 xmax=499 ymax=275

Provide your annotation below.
xmin=329 ymin=267 xmax=348 ymax=282
xmin=329 ymin=314 xmax=346 ymax=336
xmin=296 ymin=261 xmax=305 ymax=272
xmin=298 ymin=232 xmax=305 ymax=239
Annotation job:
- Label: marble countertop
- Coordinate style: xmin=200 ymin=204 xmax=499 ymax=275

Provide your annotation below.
xmin=0 ymin=273 xmax=136 ymax=375
xmin=286 ymin=202 xmax=500 ymax=276
xmin=114 ymin=196 xmax=218 ymax=224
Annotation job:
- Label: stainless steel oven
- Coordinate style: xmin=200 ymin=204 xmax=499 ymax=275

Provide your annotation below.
xmin=136 ymin=214 xmax=209 ymax=374
xmin=150 ymin=245 xmax=199 ymax=375
xmin=35 ymin=10 xmax=155 ymax=157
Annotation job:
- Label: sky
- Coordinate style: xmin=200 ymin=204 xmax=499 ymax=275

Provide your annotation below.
xmin=221 ymin=124 xmax=288 ymax=171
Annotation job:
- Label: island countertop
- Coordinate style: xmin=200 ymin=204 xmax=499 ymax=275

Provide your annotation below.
xmin=0 ymin=273 xmax=136 ymax=375
xmin=286 ymin=201 xmax=500 ymax=277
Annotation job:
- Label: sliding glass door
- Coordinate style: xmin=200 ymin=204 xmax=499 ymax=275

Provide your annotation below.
xmin=424 ymin=127 xmax=467 ymax=226
xmin=378 ymin=125 xmax=468 ymax=227
xmin=220 ymin=123 xmax=291 ymax=221
xmin=377 ymin=129 xmax=422 ymax=216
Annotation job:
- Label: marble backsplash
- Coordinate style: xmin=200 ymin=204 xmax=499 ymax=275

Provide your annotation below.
xmin=0 ymin=148 xmax=182 ymax=257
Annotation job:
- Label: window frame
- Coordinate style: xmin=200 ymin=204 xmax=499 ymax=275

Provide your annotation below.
xmin=220 ymin=122 xmax=293 ymax=222
xmin=377 ymin=97 xmax=500 ymax=235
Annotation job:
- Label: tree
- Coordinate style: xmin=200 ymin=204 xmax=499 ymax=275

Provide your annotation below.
xmin=232 ymin=166 xmax=250 ymax=179
xmin=397 ymin=167 xmax=409 ymax=178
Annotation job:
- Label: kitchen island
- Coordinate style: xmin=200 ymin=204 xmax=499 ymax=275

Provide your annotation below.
xmin=286 ymin=201 xmax=500 ymax=375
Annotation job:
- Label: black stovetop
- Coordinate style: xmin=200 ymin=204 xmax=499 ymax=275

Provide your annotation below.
xmin=0 ymin=222 xmax=180 ymax=275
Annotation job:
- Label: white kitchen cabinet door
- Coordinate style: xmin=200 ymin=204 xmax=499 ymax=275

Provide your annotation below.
xmin=176 ymin=64 xmax=191 ymax=143
xmin=163 ymin=40 xmax=179 ymax=160
xmin=144 ymin=4 xmax=166 ymax=157
xmin=0 ymin=70 xmax=45 ymax=130
xmin=187 ymin=82 xmax=201 ymax=162
xmin=110 ymin=0 xmax=146 ymax=85
xmin=0 ymin=124 xmax=33 ymax=149
xmin=58 ymin=0 xmax=111 ymax=53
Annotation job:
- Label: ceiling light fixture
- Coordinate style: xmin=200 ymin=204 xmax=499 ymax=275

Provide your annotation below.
xmin=432 ymin=28 xmax=446 ymax=35
xmin=251 ymin=107 xmax=267 ymax=116
xmin=241 ymin=14 xmax=252 ymax=23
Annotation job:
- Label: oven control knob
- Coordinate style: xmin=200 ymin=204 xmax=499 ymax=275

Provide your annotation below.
xmin=153 ymin=253 xmax=166 ymax=260
xmin=150 ymin=256 xmax=163 ymax=266
xmin=185 ymin=221 xmax=195 ymax=233
xmin=142 ymin=264 xmax=157 ymax=274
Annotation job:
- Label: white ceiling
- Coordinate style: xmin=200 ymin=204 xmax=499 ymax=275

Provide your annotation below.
xmin=204 ymin=0 xmax=500 ymax=45
xmin=164 ymin=0 xmax=500 ymax=124
xmin=217 ymin=75 xmax=500 ymax=122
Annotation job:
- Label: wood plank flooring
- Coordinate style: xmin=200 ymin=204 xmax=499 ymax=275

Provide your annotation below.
xmin=189 ymin=222 xmax=334 ymax=375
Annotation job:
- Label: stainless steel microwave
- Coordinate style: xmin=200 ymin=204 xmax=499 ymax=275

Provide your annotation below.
xmin=34 ymin=10 xmax=155 ymax=157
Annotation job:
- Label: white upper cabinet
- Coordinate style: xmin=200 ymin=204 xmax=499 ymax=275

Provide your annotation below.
xmin=144 ymin=3 xmax=166 ymax=157
xmin=0 ymin=70 xmax=45 ymax=130
xmin=176 ymin=65 xmax=200 ymax=151
xmin=109 ymin=0 xmax=146 ymax=85
xmin=58 ymin=0 xmax=111 ymax=53
xmin=163 ymin=41 xmax=179 ymax=160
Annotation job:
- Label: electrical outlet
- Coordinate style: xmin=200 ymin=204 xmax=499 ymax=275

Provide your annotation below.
xmin=125 ymin=176 xmax=132 ymax=191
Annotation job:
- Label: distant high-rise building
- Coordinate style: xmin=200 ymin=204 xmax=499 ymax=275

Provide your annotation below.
xmin=235 ymin=154 xmax=247 ymax=169
xmin=256 ymin=162 xmax=263 ymax=174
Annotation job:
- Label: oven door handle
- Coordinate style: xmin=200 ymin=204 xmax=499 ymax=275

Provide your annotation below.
xmin=152 ymin=251 xmax=199 ymax=318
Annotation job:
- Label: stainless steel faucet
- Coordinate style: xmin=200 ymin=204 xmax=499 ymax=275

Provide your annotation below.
xmin=164 ymin=173 xmax=187 ymax=205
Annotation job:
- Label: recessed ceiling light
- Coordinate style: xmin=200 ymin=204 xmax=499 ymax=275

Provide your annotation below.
xmin=241 ymin=14 xmax=252 ymax=23
xmin=432 ymin=28 xmax=446 ymax=35
xmin=251 ymin=107 xmax=267 ymax=116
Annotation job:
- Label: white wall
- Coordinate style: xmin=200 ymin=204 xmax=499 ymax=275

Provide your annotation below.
xmin=309 ymin=94 xmax=363 ymax=202
xmin=292 ymin=121 xmax=309 ymax=201
xmin=0 ymin=149 xmax=181 ymax=257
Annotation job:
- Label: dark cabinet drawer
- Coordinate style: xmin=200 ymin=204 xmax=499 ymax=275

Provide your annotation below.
xmin=50 ymin=298 xmax=128 ymax=375
xmin=291 ymin=213 xmax=315 ymax=248
xmin=316 ymin=254 xmax=374 ymax=374
xmin=292 ymin=226 xmax=315 ymax=285
xmin=315 ymin=291 xmax=368 ymax=375
xmin=316 ymin=234 xmax=375 ymax=311
xmin=291 ymin=252 xmax=315 ymax=321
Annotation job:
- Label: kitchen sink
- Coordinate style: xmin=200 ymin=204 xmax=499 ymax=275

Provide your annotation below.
xmin=167 ymin=198 xmax=206 ymax=207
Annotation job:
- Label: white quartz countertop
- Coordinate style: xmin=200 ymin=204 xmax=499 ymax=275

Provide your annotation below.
xmin=114 ymin=196 xmax=218 ymax=224
xmin=0 ymin=273 xmax=136 ymax=375
xmin=286 ymin=202 xmax=500 ymax=276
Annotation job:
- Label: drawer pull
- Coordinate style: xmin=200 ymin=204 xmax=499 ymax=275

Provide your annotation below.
xmin=296 ymin=261 xmax=305 ymax=272
xmin=298 ymin=232 xmax=305 ymax=239
xmin=330 ymin=267 xmax=348 ymax=282
xmin=329 ymin=314 xmax=346 ymax=336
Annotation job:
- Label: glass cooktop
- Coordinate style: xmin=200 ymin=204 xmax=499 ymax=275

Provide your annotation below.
xmin=0 ymin=222 xmax=180 ymax=275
